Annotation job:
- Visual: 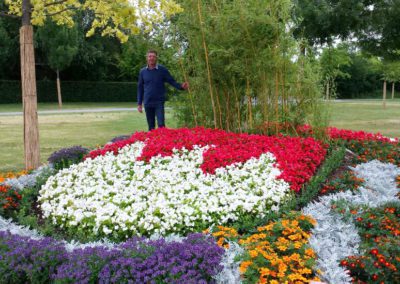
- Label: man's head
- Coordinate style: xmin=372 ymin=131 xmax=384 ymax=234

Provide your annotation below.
xmin=146 ymin=50 xmax=158 ymax=68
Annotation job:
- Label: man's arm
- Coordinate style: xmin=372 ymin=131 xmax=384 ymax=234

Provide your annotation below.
xmin=164 ymin=68 xmax=186 ymax=90
xmin=137 ymin=70 xmax=144 ymax=112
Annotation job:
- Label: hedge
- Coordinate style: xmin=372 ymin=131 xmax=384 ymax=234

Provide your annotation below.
xmin=0 ymin=80 xmax=137 ymax=103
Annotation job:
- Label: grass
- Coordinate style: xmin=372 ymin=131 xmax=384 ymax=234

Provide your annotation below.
xmin=327 ymin=99 xmax=400 ymax=138
xmin=0 ymin=102 xmax=135 ymax=113
xmin=0 ymin=106 xmax=177 ymax=172
xmin=0 ymin=99 xmax=399 ymax=172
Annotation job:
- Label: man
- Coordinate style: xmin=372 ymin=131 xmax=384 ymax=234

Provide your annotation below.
xmin=137 ymin=50 xmax=189 ymax=131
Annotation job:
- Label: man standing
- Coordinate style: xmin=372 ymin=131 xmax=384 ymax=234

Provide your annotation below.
xmin=137 ymin=50 xmax=189 ymax=131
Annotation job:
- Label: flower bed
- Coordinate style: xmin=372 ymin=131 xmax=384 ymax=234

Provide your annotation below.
xmin=38 ymin=128 xmax=327 ymax=239
xmin=0 ymin=126 xmax=399 ymax=283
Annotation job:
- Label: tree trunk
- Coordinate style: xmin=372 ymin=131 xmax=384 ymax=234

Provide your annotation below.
xmin=56 ymin=69 xmax=62 ymax=108
xmin=392 ymin=82 xmax=395 ymax=99
xmin=326 ymin=80 xmax=330 ymax=100
xmin=20 ymin=0 xmax=40 ymax=170
xmin=383 ymin=80 xmax=387 ymax=109
xmin=20 ymin=25 xmax=40 ymax=170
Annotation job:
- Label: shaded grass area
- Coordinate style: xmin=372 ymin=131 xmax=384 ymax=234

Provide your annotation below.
xmin=0 ymin=102 xmax=136 ymax=113
xmin=0 ymin=109 xmax=177 ymax=172
xmin=327 ymin=99 xmax=400 ymax=138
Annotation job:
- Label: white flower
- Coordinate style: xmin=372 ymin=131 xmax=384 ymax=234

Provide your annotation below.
xmin=39 ymin=142 xmax=291 ymax=237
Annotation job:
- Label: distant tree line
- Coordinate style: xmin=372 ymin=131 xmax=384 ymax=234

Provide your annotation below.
xmin=1 ymin=0 xmax=400 ymax=100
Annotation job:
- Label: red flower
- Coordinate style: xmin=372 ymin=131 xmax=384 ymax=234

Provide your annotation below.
xmin=370 ymin=249 xmax=379 ymax=255
xmin=85 ymin=127 xmax=328 ymax=192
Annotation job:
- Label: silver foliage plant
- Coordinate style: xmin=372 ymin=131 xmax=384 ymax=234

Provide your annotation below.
xmin=303 ymin=160 xmax=400 ymax=284
xmin=2 ymin=165 xmax=55 ymax=191
xmin=213 ymin=242 xmax=244 ymax=284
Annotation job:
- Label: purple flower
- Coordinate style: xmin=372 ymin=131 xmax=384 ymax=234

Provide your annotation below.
xmin=0 ymin=231 xmax=67 ymax=283
xmin=110 ymin=135 xmax=131 ymax=143
xmin=0 ymin=232 xmax=224 ymax=283
xmin=47 ymin=146 xmax=89 ymax=169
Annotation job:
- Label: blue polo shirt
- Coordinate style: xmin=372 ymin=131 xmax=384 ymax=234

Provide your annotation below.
xmin=137 ymin=64 xmax=183 ymax=107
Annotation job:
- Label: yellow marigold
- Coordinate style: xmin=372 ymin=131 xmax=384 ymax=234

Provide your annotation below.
xmin=259 ymin=267 xmax=270 ymax=277
xmin=257 ymin=224 xmax=274 ymax=231
xmin=287 ymin=273 xmax=308 ymax=282
xmin=249 ymin=249 xmax=259 ymax=258
xmin=298 ymin=267 xmax=312 ymax=275
xmin=312 ymin=276 xmax=322 ymax=282
xmin=293 ymin=241 xmax=303 ymax=249
xmin=277 ymin=237 xmax=290 ymax=244
xmin=239 ymin=261 xmax=252 ymax=273
xmin=288 ymin=233 xmax=302 ymax=241
xmin=281 ymin=219 xmax=290 ymax=227
xmin=258 ymin=276 xmax=267 ymax=284
xmin=217 ymin=239 xmax=225 ymax=247
xmin=288 ymin=253 xmax=301 ymax=262
xmin=212 ymin=231 xmax=226 ymax=237
xmin=277 ymin=245 xmax=287 ymax=252
xmin=305 ymin=248 xmax=315 ymax=257
xmin=269 ymin=280 xmax=280 ymax=284
xmin=278 ymin=262 xmax=288 ymax=274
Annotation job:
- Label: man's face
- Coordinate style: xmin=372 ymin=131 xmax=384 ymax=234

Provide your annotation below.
xmin=146 ymin=52 xmax=157 ymax=67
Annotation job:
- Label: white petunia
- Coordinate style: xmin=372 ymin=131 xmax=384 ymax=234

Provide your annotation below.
xmin=39 ymin=142 xmax=291 ymax=237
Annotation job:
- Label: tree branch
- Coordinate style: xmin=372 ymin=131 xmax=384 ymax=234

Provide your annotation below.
xmin=45 ymin=7 xmax=77 ymax=17
xmin=0 ymin=11 xmax=21 ymax=19
xmin=44 ymin=0 xmax=68 ymax=8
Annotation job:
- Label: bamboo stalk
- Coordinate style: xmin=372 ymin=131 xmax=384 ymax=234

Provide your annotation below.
xmin=232 ymin=80 xmax=242 ymax=133
xmin=274 ymin=70 xmax=279 ymax=135
xmin=178 ymin=58 xmax=198 ymax=126
xmin=246 ymin=77 xmax=253 ymax=129
xmin=215 ymin=86 xmax=223 ymax=129
xmin=196 ymin=0 xmax=217 ymax=128
xmin=225 ymin=90 xmax=231 ymax=131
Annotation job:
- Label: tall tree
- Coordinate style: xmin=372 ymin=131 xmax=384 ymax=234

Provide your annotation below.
xmin=1 ymin=0 xmax=182 ymax=169
xmin=36 ymin=20 xmax=79 ymax=108
xmin=319 ymin=45 xmax=351 ymax=99
xmin=293 ymin=0 xmax=366 ymax=45
xmin=382 ymin=61 xmax=400 ymax=100
xmin=357 ymin=0 xmax=400 ymax=60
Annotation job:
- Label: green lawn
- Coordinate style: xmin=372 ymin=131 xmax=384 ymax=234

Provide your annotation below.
xmin=0 ymin=100 xmax=399 ymax=172
xmin=0 ymin=102 xmax=135 ymax=112
xmin=0 ymin=106 xmax=177 ymax=172
xmin=327 ymin=99 xmax=400 ymax=138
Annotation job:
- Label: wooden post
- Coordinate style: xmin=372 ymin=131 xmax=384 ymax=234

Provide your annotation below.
xmin=20 ymin=25 xmax=40 ymax=170
xmin=392 ymin=82 xmax=395 ymax=99
xmin=56 ymin=69 xmax=63 ymax=108
xmin=383 ymin=80 xmax=387 ymax=109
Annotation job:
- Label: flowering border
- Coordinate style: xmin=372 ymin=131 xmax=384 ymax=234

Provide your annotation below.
xmin=302 ymin=160 xmax=400 ymax=283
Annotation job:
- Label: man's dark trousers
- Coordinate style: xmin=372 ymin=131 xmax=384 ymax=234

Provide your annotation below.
xmin=145 ymin=103 xmax=165 ymax=131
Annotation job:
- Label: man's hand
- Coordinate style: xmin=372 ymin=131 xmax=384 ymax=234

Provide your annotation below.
xmin=137 ymin=104 xmax=143 ymax=113
xmin=181 ymin=82 xmax=189 ymax=90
